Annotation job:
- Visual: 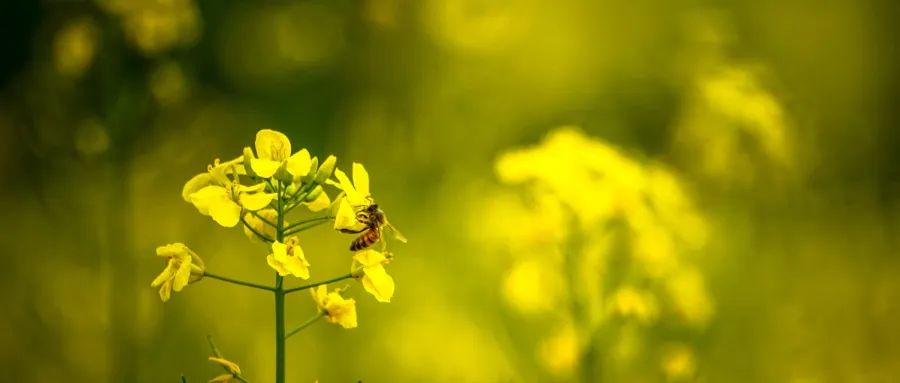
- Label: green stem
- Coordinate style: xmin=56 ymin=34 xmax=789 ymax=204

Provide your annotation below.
xmin=204 ymin=272 xmax=274 ymax=292
xmin=285 ymin=313 xmax=325 ymax=339
xmin=283 ymin=273 xmax=354 ymax=294
xmin=241 ymin=215 xmax=275 ymax=243
xmin=274 ymin=180 xmax=286 ymax=383
xmin=283 ymin=216 xmax=332 ymax=232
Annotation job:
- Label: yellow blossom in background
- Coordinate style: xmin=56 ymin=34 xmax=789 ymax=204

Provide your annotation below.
xmin=97 ymin=0 xmax=201 ymax=56
xmin=537 ymin=321 xmax=580 ymax=376
xmin=150 ymin=243 xmax=204 ymax=302
xmin=247 ymin=129 xmax=312 ymax=179
xmin=609 ymin=287 xmax=659 ymax=324
xmin=351 ymin=250 xmax=394 ymax=302
xmin=53 ymin=17 xmax=99 ymax=77
xmin=243 ymin=208 xmax=278 ymax=242
xmin=660 ymin=344 xmax=696 ymax=381
xmin=266 ymin=237 xmax=311 ymax=279
xmin=665 ymin=268 xmax=714 ymax=327
xmin=311 ymin=285 xmax=357 ymax=329
xmin=208 ymin=356 xmax=242 ymax=383
xmin=502 ymin=258 xmax=565 ymax=314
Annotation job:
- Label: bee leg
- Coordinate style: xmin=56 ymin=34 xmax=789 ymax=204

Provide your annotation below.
xmin=340 ymin=228 xmax=367 ymax=234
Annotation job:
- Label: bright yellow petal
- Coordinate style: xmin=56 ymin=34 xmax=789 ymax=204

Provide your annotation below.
xmin=239 ymin=191 xmax=275 ymax=211
xmin=304 ymin=191 xmax=331 ymax=212
xmin=208 ymin=374 xmax=235 ymax=383
xmin=208 ymin=199 xmax=242 ymax=227
xmin=267 ymin=254 xmax=289 ymax=276
xmin=286 ymin=149 xmax=312 ymax=178
xmin=333 ymin=197 xmax=361 ymax=230
xmin=280 ymin=244 xmax=310 ymax=279
xmin=353 ymin=249 xmax=386 ymax=267
xmin=328 ymin=296 xmax=357 ymax=329
xmin=250 ymin=158 xmax=282 ymax=178
xmin=255 ymin=129 xmax=291 ymax=161
xmin=150 ymin=263 xmax=175 ymax=287
xmin=333 ymin=168 xmax=364 ymax=204
xmin=172 ymin=258 xmax=192 ymax=292
xmin=182 ymin=173 xmax=212 ymax=202
xmin=190 ymin=185 xmax=229 ymax=216
xmin=158 ymin=280 xmax=172 ymax=302
xmin=352 ymin=162 xmax=369 ymax=196
xmin=362 ymin=266 xmax=394 ymax=303
xmin=311 ymin=285 xmax=328 ymax=309
xmin=208 ymin=356 xmax=242 ymax=374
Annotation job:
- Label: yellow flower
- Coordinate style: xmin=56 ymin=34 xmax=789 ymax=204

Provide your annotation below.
xmin=311 ymin=285 xmax=357 ymax=329
xmin=330 ymin=162 xmax=370 ymax=206
xmin=301 ymin=185 xmax=332 ymax=212
xmin=242 ymin=208 xmax=278 ymax=242
xmin=181 ymin=156 xmax=244 ymax=203
xmin=266 ymin=237 xmax=310 ymax=279
xmin=150 ymin=243 xmax=204 ymax=302
xmin=208 ymin=356 xmax=242 ymax=383
xmin=351 ymin=250 xmax=394 ymax=302
xmin=609 ymin=287 xmax=658 ymax=324
xmin=248 ymin=129 xmax=312 ymax=179
xmin=660 ymin=344 xmax=695 ymax=380
xmin=190 ymin=182 xmax=275 ymax=227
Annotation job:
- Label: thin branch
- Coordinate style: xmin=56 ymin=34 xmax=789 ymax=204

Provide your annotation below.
xmin=283 ymin=273 xmax=354 ymax=295
xmin=248 ymin=209 xmax=277 ymax=228
xmin=285 ymin=313 xmax=325 ymax=339
xmin=207 ymin=336 xmax=251 ymax=383
xmin=205 ymin=272 xmax=275 ymax=292
xmin=241 ymin=215 xmax=275 ymax=243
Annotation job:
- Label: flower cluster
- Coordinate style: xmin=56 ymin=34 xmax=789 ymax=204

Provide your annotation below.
xmin=150 ymin=129 xmax=405 ymax=382
xmin=480 ymin=127 xmax=710 ymax=380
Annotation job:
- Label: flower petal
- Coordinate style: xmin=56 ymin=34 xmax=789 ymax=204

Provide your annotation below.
xmin=255 ymin=129 xmax=291 ymax=161
xmin=362 ymin=266 xmax=394 ymax=303
xmin=333 ymin=168 xmax=364 ymax=204
xmin=182 ymin=173 xmax=212 ymax=202
xmin=267 ymin=254 xmax=289 ymax=276
xmin=172 ymin=257 xmax=192 ymax=291
xmin=190 ymin=185 xmax=229 ymax=216
xmin=158 ymin=281 xmax=172 ymax=302
xmin=208 ymin=199 xmax=242 ymax=227
xmin=250 ymin=158 xmax=282 ymax=178
xmin=150 ymin=263 xmax=175 ymax=287
xmin=239 ymin=191 xmax=275 ymax=211
xmin=333 ymin=197 xmax=363 ymax=231
xmin=352 ymin=162 xmax=369 ymax=196
xmin=286 ymin=149 xmax=312 ymax=178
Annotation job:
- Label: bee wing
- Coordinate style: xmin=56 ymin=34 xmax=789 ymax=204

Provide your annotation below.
xmin=385 ymin=222 xmax=408 ymax=243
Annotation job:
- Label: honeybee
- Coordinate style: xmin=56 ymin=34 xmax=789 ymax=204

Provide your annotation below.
xmin=340 ymin=203 xmax=407 ymax=251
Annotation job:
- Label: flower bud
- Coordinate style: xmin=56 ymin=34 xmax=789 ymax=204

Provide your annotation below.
xmin=305 ymin=185 xmax=323 ymax=202
xmin=315 ymin=155 xmax=337 ymax=184
xmin=274 ymin=164 xmax=294 ymax=184
xmin=242 ymin=147 xmax=257 ymax=177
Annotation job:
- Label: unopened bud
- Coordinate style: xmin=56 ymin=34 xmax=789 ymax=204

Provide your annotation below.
xmin=242 ymin=147 xmax=257 ymax=177
xmin=315 ymin=155 xmax=337 ymax=184
xmin=305 ymin=185 xmax=323 ymax=202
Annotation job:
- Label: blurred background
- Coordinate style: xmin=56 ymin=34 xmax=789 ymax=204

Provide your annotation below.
xmin=1 ymin=0 xmax=899 ymax=382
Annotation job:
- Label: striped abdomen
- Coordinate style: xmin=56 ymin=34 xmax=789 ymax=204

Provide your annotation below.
xmin=350 ymin=228 xmax=381 ymax=251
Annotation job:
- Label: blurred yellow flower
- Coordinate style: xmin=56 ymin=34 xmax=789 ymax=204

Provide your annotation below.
xmin=351 ymin=250 xmax=394 ymax=303
xmin=266 ymin=237 xmax=310 ymax=279
xmin=150 ymin=243 xmax=204 ymax=302
xmin=207 ymin=356 xmax=241 ymax=383
xmin=248 ymin=129 xmax=312 ymax=179
xmin=311 ymin=285 xmax=357 ymax=329
xmin=53 ymin=17 xmax=99 ymax=76
xmin=537 ymin=321 xmax=580 ymax=376
xmin=609 ymin=287 xmax=658 ymax=324
xmin=502 ymin=258 xmax=565 ymax=314
xmin=242 ymin=208 xmax=278 ymax=242
xmin=665 ymin=268 xmax=714 ymax=327
xmin=189 ymin=182 xmax=275 ymax=227
xmin=660 ymin=344 xmax=696 ymax=380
